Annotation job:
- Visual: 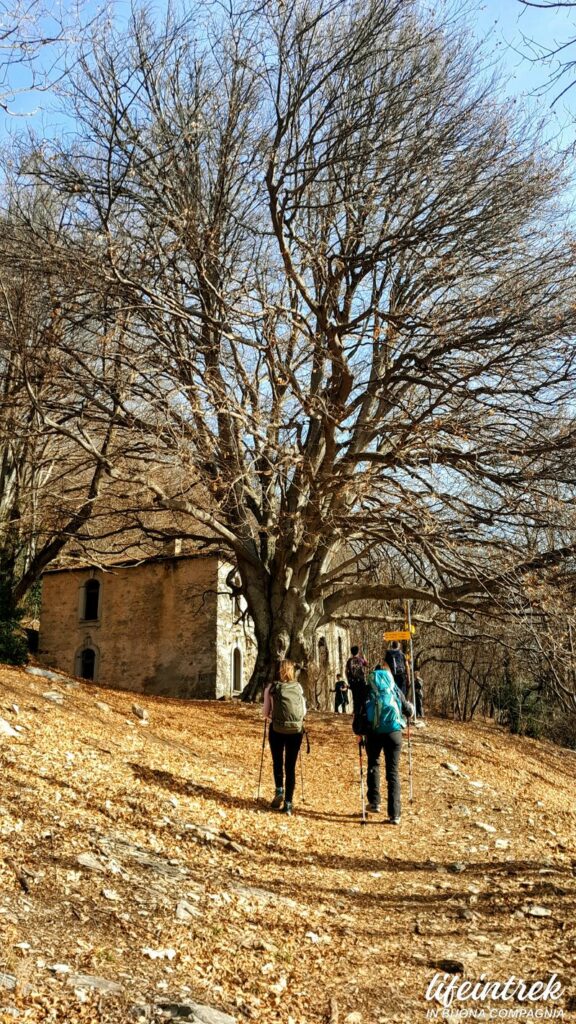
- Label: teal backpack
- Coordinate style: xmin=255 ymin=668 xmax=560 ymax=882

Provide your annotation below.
xmin=366 ymin=669 xmax=404 ymax=734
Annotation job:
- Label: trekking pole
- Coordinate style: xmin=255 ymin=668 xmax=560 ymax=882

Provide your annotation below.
xmin=407 ymin=718 xmax=414 ymax=803
xmin=358 ymin=738 xmax=367 ymax=825
xmin=299 ymin=728 xmax=310 ymax=803
xmin=257 ymin=720 xmax=267 ymax=802
xmin=406 ymin=599 xmax=417 ymax=718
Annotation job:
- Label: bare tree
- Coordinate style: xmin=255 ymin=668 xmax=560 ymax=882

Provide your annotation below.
xmin=518 ymin=0 xmax=576 ymax=102
xmin=12 ymin=0 xmax=576 ymax=697
xmin=0 ymin=177 xmax=157 ymax=620
xmin=0 ymin=0 xmax=94 ymax=114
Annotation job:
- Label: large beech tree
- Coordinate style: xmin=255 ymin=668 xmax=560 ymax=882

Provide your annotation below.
xmin=13 ymin=0 xmax=576 ymax=696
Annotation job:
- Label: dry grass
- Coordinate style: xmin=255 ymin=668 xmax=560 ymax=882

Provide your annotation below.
xmin=0 ymin=664 xmax=575 ymax=1023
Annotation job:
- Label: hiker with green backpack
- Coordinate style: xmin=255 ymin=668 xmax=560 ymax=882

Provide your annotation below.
xmin=361 ymin=663 xmax=414 ymax=824
xmin=263 ymin=659 xmax=307 ymax=816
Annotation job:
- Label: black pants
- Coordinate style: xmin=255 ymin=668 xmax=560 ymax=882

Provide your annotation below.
xmin=394 ymin=674 xmax=407 ymax=697
xmin=269 ymin=726 xmax=303 ymax=802
xmin=415 ymin=693 xmax=423 ymax=717
xmin=365 ymin=730 xmax=403 ymax=819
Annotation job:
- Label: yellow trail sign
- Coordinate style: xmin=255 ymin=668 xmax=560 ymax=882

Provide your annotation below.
xmin=383 ymin=630 xmax=412 ymax=641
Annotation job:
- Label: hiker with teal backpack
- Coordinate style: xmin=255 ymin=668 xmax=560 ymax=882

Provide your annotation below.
xmin=363 ymin=663 xmax=414 ymax=824
xmin=263 ymin=659 xmax=307 ymax=816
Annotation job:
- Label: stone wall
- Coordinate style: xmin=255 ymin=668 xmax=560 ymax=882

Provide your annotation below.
xmin=39 ymin=556 xmax=220 ymax=698
xmin=309 ymin=623 xmax=352 ymax=711
xmin=215 ymin=561 xmax=257 ymax=698
xmin=39 ymin=554 xmax=349 ymax=705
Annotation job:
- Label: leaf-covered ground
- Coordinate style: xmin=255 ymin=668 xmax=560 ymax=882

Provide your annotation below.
xmin=0 ymin=664 xmax=575 ymax=1024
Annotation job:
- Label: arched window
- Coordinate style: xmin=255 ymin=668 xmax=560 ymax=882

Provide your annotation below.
xmin=78 ymin=647 xmax=96 ymax=681
xmin=232 ymin=647 xmax=242 ymax=693
xmin=318 ymin=635 xmax=329 ymax=666
xmin=83 ymin=579 xmax=100 ymax=621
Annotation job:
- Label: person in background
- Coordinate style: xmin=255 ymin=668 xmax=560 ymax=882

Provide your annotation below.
xmin=263 ymin=659 xmax=306 ymax=816
xmin=385 ymin=640 xmax=408 ymax=696
xmin=345 ymin=644 xmax=368 ymax=718
xmin=333 ymin=676 xmax=349 ymax=713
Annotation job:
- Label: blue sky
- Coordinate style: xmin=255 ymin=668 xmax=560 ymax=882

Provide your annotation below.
xmin=470 ymin=0 xmax=576 ymax=126
xmin=2 ymin=0 xmax=576 ymax=142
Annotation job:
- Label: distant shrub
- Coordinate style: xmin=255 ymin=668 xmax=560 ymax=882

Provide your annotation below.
xmin=0 ymin=577 xmax=28 ymax=666
xmin=547 ymin=712 xmax=576 ymax=751
xmin=0 ymin=619 xmax=28 ymax=665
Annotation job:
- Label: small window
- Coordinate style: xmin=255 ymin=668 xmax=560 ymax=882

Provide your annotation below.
xmin=318 ymin=636 xmax=328 ymax=665
xmin=79 ymin=647 xmax=96 ymax=680
xmin=232 ymin=647 xmax=242 ymax=693
xmin=83 ymin=579 xmax=100 ymax=621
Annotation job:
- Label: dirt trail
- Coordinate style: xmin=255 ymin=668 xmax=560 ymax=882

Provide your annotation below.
xmin=0 ymin=665 xmax=575 ymax=1023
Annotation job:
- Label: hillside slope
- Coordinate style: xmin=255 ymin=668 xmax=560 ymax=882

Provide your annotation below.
xmin=0 ymin=664 xmax=575 ymax=1024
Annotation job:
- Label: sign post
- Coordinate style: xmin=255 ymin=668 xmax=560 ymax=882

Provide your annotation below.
xmin=383 ymin=630 xmax=412 ymax=642
xmin=406 ymin=600 xmax=416 ymax=717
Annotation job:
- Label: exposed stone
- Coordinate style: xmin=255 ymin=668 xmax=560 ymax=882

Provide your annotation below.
xmin=66 ymin=973 xmax=123 ymax=994
xmin=523 ymin=905 xmax=552 ymax=917
xmin=0 ymin=717 xmax=19 ymax=738
xmin=239 ymin=935 xmax=278 ymax=952
xmin=132 ymin=704 xmax=149 ymax=722
xmin=447 ymin=862 xmax=466 ymax=874
xmin=26 ymin=667 xmax=66 ymax=681
xmin=441 ymin=763 xmax=460 ymax=775
xmin=42 ymin=691 xmax=64 ymax=704
xmin=98 ymin=835 xmax=189 ymax=879
xmin=475 ymin=822 xmax=496 ymax=833
xmin=0 ymin=972 xmax=17 ymax=990
xmin=155 ymin=1002 xmax=237 ymax=1023
xmin=232 ymin=885 xmax=300 ymax=909
xmin=77 ymin=852 xmax=107 ymax=872
xmin=456 ymin=908 xmax=474 ymax=921
xmin=175 ymin=899 xmax=202 ymax=922
xmin=141 ymin=947 xmax=177 ymax=960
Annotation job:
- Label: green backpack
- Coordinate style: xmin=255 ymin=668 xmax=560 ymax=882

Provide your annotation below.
xmin=271 ymin=681 xmax=305 ymax=734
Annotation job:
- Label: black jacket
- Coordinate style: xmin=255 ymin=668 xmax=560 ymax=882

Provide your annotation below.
xmin=385 ymin=648 xmax=407 ymax=679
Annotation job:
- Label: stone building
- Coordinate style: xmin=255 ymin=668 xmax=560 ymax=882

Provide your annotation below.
xmin=38 ymin=551 xmax=349 ymax=702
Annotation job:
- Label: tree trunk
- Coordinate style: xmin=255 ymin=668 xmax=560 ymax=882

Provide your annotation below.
xmin=239 ymin=559 xmax=318 ymax=703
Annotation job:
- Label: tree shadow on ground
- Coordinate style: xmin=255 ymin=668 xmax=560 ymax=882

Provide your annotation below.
xmin=265 ymin=840 xmax=576 ymax=878
xmin=129 ymin=761 xmax=265 ymax=813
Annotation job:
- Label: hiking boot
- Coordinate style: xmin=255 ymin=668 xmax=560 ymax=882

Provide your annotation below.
xmin=282 ymin=802 xmax=293 ymax=816
xmin=368 ymin=802 xmax=381 ymax=813
xmin=389 ymin=816 xmax=401 ymax=825
xmin=271 ymin=789 xmax=284 ymax=809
